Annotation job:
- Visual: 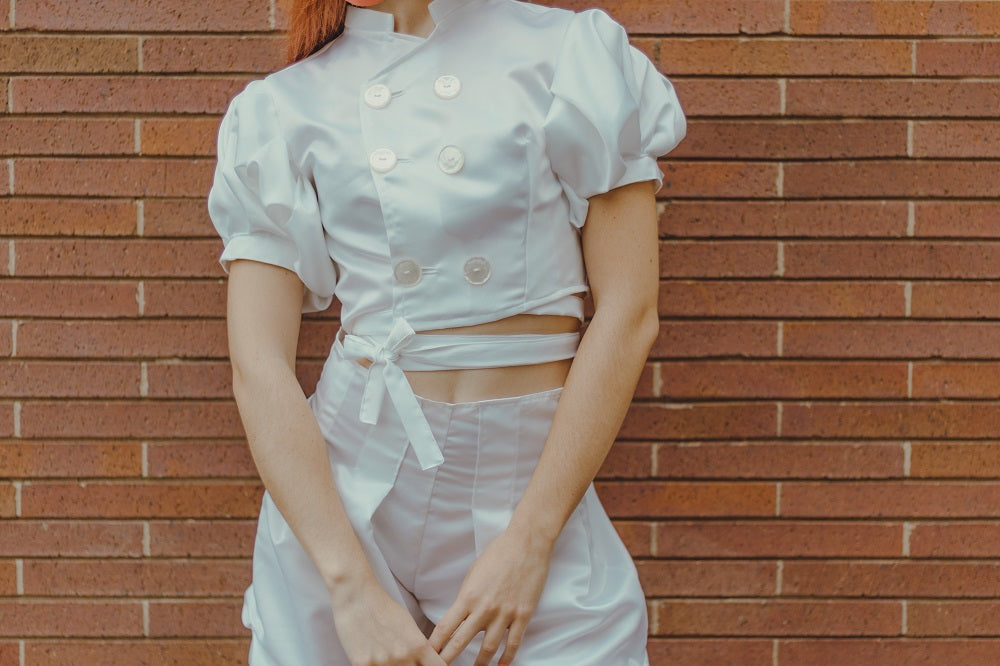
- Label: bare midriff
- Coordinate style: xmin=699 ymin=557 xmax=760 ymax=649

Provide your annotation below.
xmin=352 ymin=312 xmax=581 ymax=404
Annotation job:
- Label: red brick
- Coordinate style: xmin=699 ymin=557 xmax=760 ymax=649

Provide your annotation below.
xmin=781 ymin=481 xmax=1000 ymax=518
xmin=147 ymin=441 xmax=256 ymax=478
xmin=912 ymin=363 xmax=1000 ymax=399
xmin=148 ymin=520 xmax=257 ymax=558
xmin=23 ymin=559 xmax=251 ymax=596
xmin=913 ymin=121 xmax=1000 ymax=158
xmin=0 ymin=441 xmax=141 ymax=477
xmin=782 ymin=561 xmax=1000 ymax=597
xmin=649 ymin=638 xmax=773 ymax=666
xmin=653 ymin=322 xmax=778 ymax=358
xmin=20 ymin=481 xmax=263 ymax=519
xmin=660 ymin=361 xmax=906 ymax=399
xmin=144 ymin=198 xmax=218 ymax=237
xmin=659 ymin=281 xmax=905 ymax=318
xmin=660 ymin=241 xmax=777 ymax=278
xmin=658 ymin=38 xmax=911 ymax=76
xmin=142 ymin=36 xmax=283 ymax=73
xmin=909 ymin=601 xmax=1000 ymax=636
xmin=779 ymin=638 xmax=1000 ymax=664
xmin=20 ymin=401 xmax=241 ymax=438
xmin=636 ymin=560 xmax=776 ymax=596
xmin=0 ymin=600 xmax=142 ymax=637
xmin=0 ymin=482 xmax=14 ymax=517
xmin=660 ymin=161 xmax=779 ymax=198
xmin=141 ymin=118 xmax=219 ymax=157
xmin=655 ymin=599 xmax=901 ymax=636
xmin=911 ymin=283 xmax=1000 ymax=319
xmin=596 ymin=441 xmax=654 ymax=479
xmin=786 ymin=80 xmax=1000 ymax=117
xmin=595 ymin=481 xmax=775 ymax=518
xmin=15 ymin=159 xmax=209 ymax=198
xmin=0 ymin=361 xmax=139 ymax=397
xmin=145 ymin=361 xmax=231 ymax=398
xmin=661 ymin=201 xmax=908 ymax=238
xmin=0 ymin=118 xmax=133 ymax=155
xmin=790 ymin=1 xmax=1000 ymax=35
xmin=143 ymin=280 xmax=227 ymax=316
xmin=0 ymin=520 xmax=143 ymax=557
xmin=783 ymin=402 xmax=1000 ymax=439
xmin=16 ymin=0 xmax=269 ymax=31
xmin=785 ymin=161 xmax=998 ymax=198
xmin=783 ymin=322 xmax=1000 ymax=359
xmin=674 ymin=120 xmax=907 ymax=159
xmin=784 ymin=241 xmax=1000 ymax=278
xmin=612 ymin=520 xmax=653 ymax=557
xmin=148 ymin=600 xmax=246 ymax=638
xmin=0 ymin=199 xmax=135 ymax=236
xmin=25 ymin=640 xmax=249 ymax=666
xmin=622 ymin=402 xmax=777 ymax=439
xmin=0 ymin=642 xmax=15 ymax=664
xmin=671 ymin=78 xmax=782 ymax=117
xmin=0 ymin=35 xmax=136 ymax=73
xmin=909 ymin=523 xmax=1000 ymax=558
xmin=12 ymin=76 xmax=249 ymax=113
xmin=918 ymin=41 xmax=1000 ymax=76
xmin=656 ymin=441 xmax=903 ymax=478
xmin=0 ymin=560 xmax=16 ymax=595
xmin=915 ymin=202 xmax=1000 ymax=237
xmin=656 ymin=521 xmax=903 ymax=558
xmin=547 ymin=0 xmax=784 ymax=34
xmin=0 ymin=281 xmax=137 ymax=318
xmin=910 ymin=441 xmax=1000 ymax=478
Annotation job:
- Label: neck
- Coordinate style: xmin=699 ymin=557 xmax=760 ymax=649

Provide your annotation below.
xmin=365 ymin=0 xmax=435 ymax=38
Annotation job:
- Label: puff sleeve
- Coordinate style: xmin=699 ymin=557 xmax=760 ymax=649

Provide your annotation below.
xmin=543 ymin=9 xmax=687 ymax=229
xmin=207 ymin=79 xmax=339 ymax=313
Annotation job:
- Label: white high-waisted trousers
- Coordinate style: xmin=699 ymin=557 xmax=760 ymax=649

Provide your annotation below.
xmin=242 ymin=318 xmax=650 ymax=665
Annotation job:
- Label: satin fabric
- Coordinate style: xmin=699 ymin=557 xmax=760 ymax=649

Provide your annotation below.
xmin=206 ymin=0 xmax=686 ymax=329
xmin=242 ymin=335 xmax=651 ymax=665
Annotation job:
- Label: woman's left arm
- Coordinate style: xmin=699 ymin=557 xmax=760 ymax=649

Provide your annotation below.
xmin=429 ymin=178 xmax=661 ymax=666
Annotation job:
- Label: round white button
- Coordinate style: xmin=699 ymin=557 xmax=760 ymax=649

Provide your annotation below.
xmin=369 ymin=148 xmax=397 ymax=174
xmin=438 ymin=145 xmax=465 ymax=175
xmin=393 ymin=258 xmax=423 ymax=286
xmin=434 ymin=75 xmax=462 ymax=100
xmin=463 ymin=256 xmax=491 ymax=285
xmin=364 ymin=84 xmax=391 ymax=109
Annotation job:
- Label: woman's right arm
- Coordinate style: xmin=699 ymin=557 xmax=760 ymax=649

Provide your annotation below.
xmin=226 ymin=258 xmax=446 ymax=666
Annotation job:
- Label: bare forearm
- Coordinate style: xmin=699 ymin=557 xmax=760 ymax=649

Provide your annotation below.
xmin=233 ymin=360 xmax=375 ymax=591
xmin=507 ymin=305 xmax=659 ymax=544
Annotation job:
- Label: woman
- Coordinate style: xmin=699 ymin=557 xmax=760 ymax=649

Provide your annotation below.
xmin=207 ymin=0 xmax=685 ymax=663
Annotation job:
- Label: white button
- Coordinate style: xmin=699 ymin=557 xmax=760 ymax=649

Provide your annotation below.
xmin=437 ymin=145 xmax=465 ymax=175
xmin=434 ymin=75 xmax=462 ymax=100
xmin=369 ymin=148 xmax=397 ymax=174
xmin=463 ymin=256 xmax=491 ymax=285
xmin=364 ymin=84 xmax=392 ymax=109
xmin=393 ymin=258 xmax=422 ymax=286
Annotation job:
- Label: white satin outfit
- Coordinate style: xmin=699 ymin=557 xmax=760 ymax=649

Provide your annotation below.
xmin=206 ymin=0 xmax=686 ymax=663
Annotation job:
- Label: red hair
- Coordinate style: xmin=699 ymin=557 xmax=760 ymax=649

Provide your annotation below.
xmin=283 ymin=0 xmax=349 ymax=66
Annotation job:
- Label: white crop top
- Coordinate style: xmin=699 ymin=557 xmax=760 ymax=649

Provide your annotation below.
xmin=206 ymin=0 xmax=686 ymax=337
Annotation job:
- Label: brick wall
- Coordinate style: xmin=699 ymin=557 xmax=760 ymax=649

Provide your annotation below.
xmin=1 ymin=0 xmax=998 ymax=664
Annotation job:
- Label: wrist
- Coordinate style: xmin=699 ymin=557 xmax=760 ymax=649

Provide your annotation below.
xmin=506 ymin=509 xmax=563 ymax=553
xmin=322 ymin=562 xmax=379 ymax=600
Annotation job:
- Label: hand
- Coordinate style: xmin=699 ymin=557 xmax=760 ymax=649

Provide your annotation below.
xmin=428 ymin=526 xmax=555 ymax=665
xmin=330 ymin=574 xmax=447 ymax=666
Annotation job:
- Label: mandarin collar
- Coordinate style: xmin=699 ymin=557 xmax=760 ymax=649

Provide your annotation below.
xmin=345 ymin=0 xmax=472 ymax=32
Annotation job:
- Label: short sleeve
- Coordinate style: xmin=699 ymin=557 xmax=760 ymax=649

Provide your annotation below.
xmin=207 ymin=79 xmax=339 ymax=313
xmin=542 ymin=9 xmax=687 ymax=229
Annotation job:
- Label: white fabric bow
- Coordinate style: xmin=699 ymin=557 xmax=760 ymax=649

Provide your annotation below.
xmin=341 ymin=317 xmax=445 ymax=471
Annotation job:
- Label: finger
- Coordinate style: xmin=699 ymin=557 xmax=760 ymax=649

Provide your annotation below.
xmin=419 ymin=642 xmax=449 ymax=666
xmin=473 ymin=617 xmax=509 ymax=666
xmin=496 ymin=614 xmax=528 ymax=666
xmin=428 ymin=605 xmax=468 ymax=652
xmin=439 ymin=613 xmax=487 ymax=663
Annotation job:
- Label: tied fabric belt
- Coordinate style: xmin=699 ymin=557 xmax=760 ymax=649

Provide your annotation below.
xmin=334 ymin=316 xmax=581 ymax=471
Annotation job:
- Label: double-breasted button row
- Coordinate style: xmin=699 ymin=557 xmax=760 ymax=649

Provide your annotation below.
xmin=363 ymin=74 xmax=462 ymax=111
xmin=365 ymin=75 xmax=465 ymax=176
xmin=392 ymin=256 xmax=493 ymax=287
